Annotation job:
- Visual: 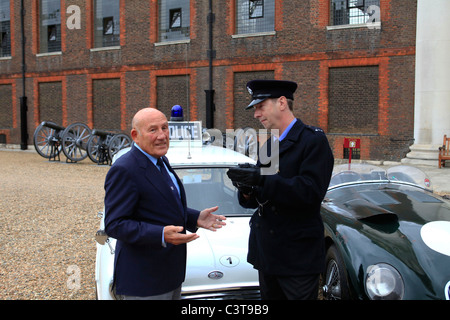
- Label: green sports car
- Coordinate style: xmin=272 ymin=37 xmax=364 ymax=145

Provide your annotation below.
xmin=321 ymin=164 xmax=450 ymax=300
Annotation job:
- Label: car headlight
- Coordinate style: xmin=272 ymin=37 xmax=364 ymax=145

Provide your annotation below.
xmin=365 ymin=263 xmax=404 ymax=300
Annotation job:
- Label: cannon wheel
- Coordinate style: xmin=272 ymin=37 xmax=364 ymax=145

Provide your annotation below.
xmin=33 ymin=122 xmax=62 ymax=159
xmin=87 ymin=134 xmax=109 ymax=164
xmin=61 ymin=122 xmax=92 ymax=162
xmin=108 ymin=133 xmax=132 ymax=161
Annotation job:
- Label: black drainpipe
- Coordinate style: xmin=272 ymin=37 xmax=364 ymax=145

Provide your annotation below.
xmin=205 ymin=0 xmax=215 ymax=129
xmin=19 ymin=0 xmax=28 ymax=150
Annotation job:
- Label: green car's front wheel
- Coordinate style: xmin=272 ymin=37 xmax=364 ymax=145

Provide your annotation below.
xmin=322 ymin=245 xmax=350 ymax=300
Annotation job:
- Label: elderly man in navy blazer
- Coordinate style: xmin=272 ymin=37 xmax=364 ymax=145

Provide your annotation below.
xmin=104 ymin=108 xmax=226 ymax=300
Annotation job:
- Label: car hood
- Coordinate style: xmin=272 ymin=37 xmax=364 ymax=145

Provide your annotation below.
xmin=182 ymin=216 xmax=258 ymax=296
xmin=323 ymin=183 xmax=450 ymax=299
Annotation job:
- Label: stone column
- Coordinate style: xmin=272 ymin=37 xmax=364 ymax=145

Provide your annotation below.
xmin=403 ymin=0 xmax=450 ymax=166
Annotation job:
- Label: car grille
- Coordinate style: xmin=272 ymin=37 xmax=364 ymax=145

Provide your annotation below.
xmin=182 ymin=287 xmax=261 ymax=300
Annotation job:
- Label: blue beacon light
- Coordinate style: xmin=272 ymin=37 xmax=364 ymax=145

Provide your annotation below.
xmin=170 ymin=105 xmax=184 ymax=121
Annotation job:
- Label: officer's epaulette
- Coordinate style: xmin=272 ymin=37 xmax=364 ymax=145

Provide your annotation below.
xmin=305 ymin=125 xmax=325 ymax=134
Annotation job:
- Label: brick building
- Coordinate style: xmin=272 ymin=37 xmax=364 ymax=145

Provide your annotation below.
xmin=0 ymin=0 xmax=417 ymax=161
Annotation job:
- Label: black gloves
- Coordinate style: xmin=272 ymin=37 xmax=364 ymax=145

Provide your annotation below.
xmin=227 ymin=163 xmax=264 ymax=190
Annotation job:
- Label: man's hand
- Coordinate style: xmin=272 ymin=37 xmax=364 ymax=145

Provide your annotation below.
xmin=227 ymin=163 xmax=263 ymax=187
xmin=197 ymin=206 xmax=226 ymax=231
xmin=164 ymin=226 xmax=199 ymax=245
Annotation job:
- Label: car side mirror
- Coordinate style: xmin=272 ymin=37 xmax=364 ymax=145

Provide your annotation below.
xmin=95 ymin=229 xmax=109 ymax=245
xmin=95 ymin=229 xmax=115 ymax=254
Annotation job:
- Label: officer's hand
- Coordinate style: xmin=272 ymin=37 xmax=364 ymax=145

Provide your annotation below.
xmin=227 ymin=163 xmax=263 ymax=187
xmin=232 ymin=181 xmax=254 ymax=195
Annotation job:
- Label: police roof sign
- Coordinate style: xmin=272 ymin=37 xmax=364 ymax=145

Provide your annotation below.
xmin=168 ymin=121 xmax=202 ymax=147
xmin=169 ymin=121 xmax=201 ymax=140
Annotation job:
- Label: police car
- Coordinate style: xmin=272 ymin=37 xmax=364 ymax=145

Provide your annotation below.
xmin=94 ymin=111 xmax=259 ymax=300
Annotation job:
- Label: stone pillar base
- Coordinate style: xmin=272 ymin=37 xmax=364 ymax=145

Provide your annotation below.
xmin=401 ymin=144 xmax=440 ymax=166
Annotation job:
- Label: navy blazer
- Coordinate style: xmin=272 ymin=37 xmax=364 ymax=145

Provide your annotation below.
xmin=104 ymin=145 xmax=200 ymax=296
xmin=239 ymin=119 xmax=334 ymax=276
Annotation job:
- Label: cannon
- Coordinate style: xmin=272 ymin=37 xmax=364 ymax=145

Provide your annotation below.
xmin=86 ymin=129 xmax=132 ymax=165
xmin=33 ymin=121 xmax=63 ymax=161
xmin=33 ymin=122 xmax=92 ymax=163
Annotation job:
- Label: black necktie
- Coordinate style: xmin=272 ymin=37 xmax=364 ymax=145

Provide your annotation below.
xmin=157 ymin=158 xmax=182 ymax=204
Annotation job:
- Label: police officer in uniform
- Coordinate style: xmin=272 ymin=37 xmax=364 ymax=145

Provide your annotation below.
xmin=227 ymin=80 xmax=334 ymax=300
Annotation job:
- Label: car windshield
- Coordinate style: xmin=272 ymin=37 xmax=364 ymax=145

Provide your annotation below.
xmin=175 ymin=167 xmax=254 ymax=217
xmin=329 ymin=164 xmax=432 ymax=191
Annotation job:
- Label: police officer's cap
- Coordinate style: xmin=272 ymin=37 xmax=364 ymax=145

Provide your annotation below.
xmin=246 ymin=80 xmax=297 ymax=110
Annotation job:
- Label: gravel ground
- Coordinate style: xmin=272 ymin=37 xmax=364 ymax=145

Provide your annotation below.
xmin=1 ymin=149 xmax=449 ymax=300
xmin=0 ymin=150 xmax=109 ymax=300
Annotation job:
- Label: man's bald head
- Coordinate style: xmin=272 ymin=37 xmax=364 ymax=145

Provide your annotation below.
xmin=131 ymin=108 xmax=170 ymax=158
xmin=132 ymin=108 xmax=166 ymax=134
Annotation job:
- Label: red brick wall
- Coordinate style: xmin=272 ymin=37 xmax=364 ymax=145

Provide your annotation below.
xmin=328 ymin=66 xmax=380 ymax=135
xmin=0 ymin=83 xmax=14 ymax=145
xmin=0 ymin=0 xmax=417 ymax=161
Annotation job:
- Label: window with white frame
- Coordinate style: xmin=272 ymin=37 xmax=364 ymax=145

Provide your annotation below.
xmin=236 ymin=0 xmax=275 ymax=35
xmin=331 ymin=0 xmax=380 ymax=26
xmin=0 ymin=0 xmax=11 ymax=57
xmin=158 ymin=0 xmax=190 ymax=42
xmin=93 ymin=0 xmax=120 ymax=48
xmin=39 ymin=0 xmax=61 ymax=53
